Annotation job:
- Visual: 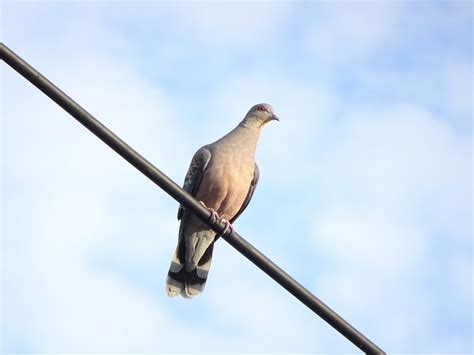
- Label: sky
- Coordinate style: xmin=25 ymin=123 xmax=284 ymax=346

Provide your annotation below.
xmin=0 ymin=1 xmax=472 ymax=354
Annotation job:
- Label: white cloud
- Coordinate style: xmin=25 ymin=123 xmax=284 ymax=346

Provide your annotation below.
xmin=1 ymin=62 xmax=185 ymax=352
xmin=305 ymin=2 xmax=402 ymax=66
xmin=313 ymin=209 xmax=425 ymax=275
xmin=1 ymin=4 xmax=327 ymax=353
xmin=319 ymin=105 xmax=471 ymax=238
xmin=2 ymin=7 xmax=199 ymax=352
xmin=443 ymin=59 xmax=473 ymax=120
xmin=356 ymin=61 xmax=473 ymax=133
xmin=174 ymin=2 xmax=290 ymax=50
xmin=2 ymin=1 xmax=472 ymax=353
xmin=311 ymin=104 xmax=472 ymax=352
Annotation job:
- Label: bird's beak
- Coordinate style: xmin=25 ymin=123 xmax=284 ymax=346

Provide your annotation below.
xmin=271 ymin=113 xmax=279 ymax=122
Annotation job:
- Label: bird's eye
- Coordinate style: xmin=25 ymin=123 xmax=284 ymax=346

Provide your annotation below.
xmin=257 ymin=106 xmax=265 ymax=111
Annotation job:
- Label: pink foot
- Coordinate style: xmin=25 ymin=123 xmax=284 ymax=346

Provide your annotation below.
xmin=219 ymin=218 xmax=234 ymax=236
xmin=199 ymin=201 xmax=234 ymax=236
xmin=199 ymin=201 xmax=219 ymax=224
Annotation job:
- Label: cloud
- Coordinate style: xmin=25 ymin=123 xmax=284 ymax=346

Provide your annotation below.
xmin=4 ymin=192 xmax=162 ymax=352
xmin=304 ymin=1 xmax=472 ymax=134
xmin=311 ymin=104 xmax=472 ymax=352
xmin=170 ymin=2 xmax=290 ymax=50
xmin=2 ymin=60 xmax=181 ymax=355
xmin=442 ymin=59 xmax=473 ymax=120
xmin=2 ymin=1 xmax=472 ymax=353
xmin=1 ymin=4 xmax=327 ymax=353
xmin=2 ymin=6 xmax=201 ymax=352
xmin=304 ymin=2 xmax=402 ymax=67
xmin=318 ymin=105 xmax=471 ymax=236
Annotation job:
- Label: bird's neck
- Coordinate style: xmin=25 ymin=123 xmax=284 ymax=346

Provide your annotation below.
xmin=220 ymin=124 xmax=261 ymax=157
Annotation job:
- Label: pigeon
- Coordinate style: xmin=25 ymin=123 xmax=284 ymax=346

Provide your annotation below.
xmin=166 ymin=103 xmax=279 ymax=298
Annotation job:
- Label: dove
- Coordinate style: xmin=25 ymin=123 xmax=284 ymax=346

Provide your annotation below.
xmin=165 ymin=103 xmax=278 ymax=298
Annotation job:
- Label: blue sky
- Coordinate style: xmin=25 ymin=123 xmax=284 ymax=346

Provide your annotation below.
xmin=1 ymin=1 xmax=472 ymax=354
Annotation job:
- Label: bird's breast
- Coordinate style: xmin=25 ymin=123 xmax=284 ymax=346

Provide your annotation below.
xmin=196 ymin=153 xmax=254 ymax=220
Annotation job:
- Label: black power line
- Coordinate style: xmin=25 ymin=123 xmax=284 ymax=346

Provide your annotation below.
xmin=0 ymin=42 xmax=385 ymax=355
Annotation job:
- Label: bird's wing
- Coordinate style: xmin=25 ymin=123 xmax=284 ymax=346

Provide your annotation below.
xmin=177 ymin=146 xmax=212 ymax=220
xmin=175 ymin=146 xmax=211 ymax=265
xmin=167 ymin=147 xmax=213 ymax=298
xmin=230 ymin=162 xmax=260 ymax=224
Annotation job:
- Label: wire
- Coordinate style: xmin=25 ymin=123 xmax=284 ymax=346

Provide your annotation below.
xmin=0 ymin=42 xmax=385 ymax=355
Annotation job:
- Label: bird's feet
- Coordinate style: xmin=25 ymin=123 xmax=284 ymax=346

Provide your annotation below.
xmin=219 ymin=218 xmax=234 ymax=237
xmin=199 ymin=201 xmax=234 ymax=236
xmin=199 ymin=201 xmax=219 ymax=224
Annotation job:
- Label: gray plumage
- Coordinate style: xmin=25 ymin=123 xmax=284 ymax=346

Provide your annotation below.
xmin=166 ymin=103 xmax=278 ymax=298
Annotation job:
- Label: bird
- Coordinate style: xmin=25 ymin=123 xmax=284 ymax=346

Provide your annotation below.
xmin=165 ymin=103 xmax=279 ymax=298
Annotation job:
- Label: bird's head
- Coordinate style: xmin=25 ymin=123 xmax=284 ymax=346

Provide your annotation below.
xmin=240 ymin=103 xmax=279 ymax=128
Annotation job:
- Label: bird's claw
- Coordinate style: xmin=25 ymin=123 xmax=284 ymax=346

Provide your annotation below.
xmin=199 ymin=201 xmax=219 ymax=224
xmin=199 ymin=201 xmax=233 ymax=236
xmin=219 ymin=218 xmax=234 ymax=237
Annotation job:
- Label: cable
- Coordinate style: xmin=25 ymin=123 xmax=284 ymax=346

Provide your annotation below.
xmin=0 ymin=42 xmax=385 ymax=354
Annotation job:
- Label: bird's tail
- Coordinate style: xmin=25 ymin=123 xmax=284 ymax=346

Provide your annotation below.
xmin=166 ymin=243 xmax=214 ymax=298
